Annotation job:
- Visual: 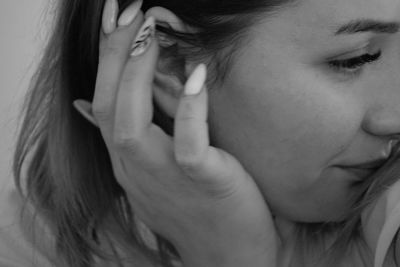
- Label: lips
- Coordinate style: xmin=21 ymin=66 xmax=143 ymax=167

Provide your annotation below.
xmin=338 ymin=157 xmax=389 ymax=180
xmin=335 ymin=139 xmax=400 ymax=181
xmin=341 ymin=166 xmax=380 ymax=181
xmin=343 ymin=158 xmax=389 ymax=170
xmin=341 ymin=140 xmax=399 ymax=169
xmin=338 ymin=153 xmax=395 ymax=181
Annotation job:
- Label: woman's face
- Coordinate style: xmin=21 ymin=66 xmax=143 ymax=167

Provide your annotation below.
xmin=207 ymin=0 xmax=400 ymax=222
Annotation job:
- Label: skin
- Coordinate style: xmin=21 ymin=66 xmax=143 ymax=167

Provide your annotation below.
xmin=77 ymin=0 xmax=400 ymax=264
xmin=206 ymin=0 xmax=400 ymax=222
xmin=88 ymin=6 xmax=279 ymax=267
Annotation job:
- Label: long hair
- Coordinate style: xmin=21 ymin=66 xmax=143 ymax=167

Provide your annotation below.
xmin=12 ymin=0 xmax=400 ymax=266
xmin=12 ymin=0 xmax=296 ymax=266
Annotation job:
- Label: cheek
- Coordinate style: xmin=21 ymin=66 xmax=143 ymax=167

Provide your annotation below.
xmin=208 ymin=59 xmax=363 ymax=220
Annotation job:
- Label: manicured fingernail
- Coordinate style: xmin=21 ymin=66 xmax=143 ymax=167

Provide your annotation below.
xmin=184 ymin=64 xmax=207 ymax=96
xmin=73 ymin=100 xmax=99 ymax=127
xmin=129 ymin=16 xmax=155 ymax=57
xmin=117 ymin=0 xmax=143 ymax=27
xmin=102 ymin=0 xmax=119 ymax=34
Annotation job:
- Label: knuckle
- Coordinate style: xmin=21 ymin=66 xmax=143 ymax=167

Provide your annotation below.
xmin=176 ymin=114 xmax=198 ymax=122
xmin=175 ymin=152 xmax=206 ymax=174
xmin=175 ymin=134 xmax=207 ymax=174
xmin=176 ymin=103 xmax=196 ymax=120
xmin=112 ymin=134 xmax=142 ymax=153
xmin=120 ymin=71 xmax=136 ymax=85
xmin=94 ymin=81 xmax=114 ymax=100
xmin=92 ymin=86 xmax=115 ymax=118
xmin=99 ymin=39 xmax=123 ymax=59
xmin=120 ymin=63 xmax=139 ymax=84
xmin=91 ymin=104 xmax=109 ymax=121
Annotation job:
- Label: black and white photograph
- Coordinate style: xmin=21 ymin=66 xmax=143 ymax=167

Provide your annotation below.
xmin=1 ymin=0 xmax=400 ymax=266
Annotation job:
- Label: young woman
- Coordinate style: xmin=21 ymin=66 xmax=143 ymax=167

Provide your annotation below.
xmin=4 ymin=0 xmax=400 ymax=266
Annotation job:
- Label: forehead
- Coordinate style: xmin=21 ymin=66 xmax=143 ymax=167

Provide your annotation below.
xmin=298 ymin=0 xmax=400 ymax=30
xmin=252 ymin=0 xmax=400 ymax=53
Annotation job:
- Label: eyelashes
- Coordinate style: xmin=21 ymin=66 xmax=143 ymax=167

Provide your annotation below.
xmin=328 ymin=50 xmax=382 ymax=75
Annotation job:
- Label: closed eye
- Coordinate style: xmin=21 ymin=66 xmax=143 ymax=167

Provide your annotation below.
xmin=328 ymin=51 xmax=382 ymax=75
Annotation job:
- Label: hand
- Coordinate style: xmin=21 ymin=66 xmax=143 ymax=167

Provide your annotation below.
xmin=73 ymin=2 xmax=279 ymax=266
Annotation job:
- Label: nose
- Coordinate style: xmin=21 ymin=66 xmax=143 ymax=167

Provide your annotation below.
xmin=362 ymin=41 xmax=400 ymax=139
xmin=362 ymin=106 xmax=400 ymax=138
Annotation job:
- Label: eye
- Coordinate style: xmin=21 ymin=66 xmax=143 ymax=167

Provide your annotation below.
xmin=328 ymin=50 xmax=382 ymax=75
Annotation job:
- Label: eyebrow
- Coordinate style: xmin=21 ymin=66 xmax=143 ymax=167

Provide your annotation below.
xmin=335 ymin=19 xmax=400 ymax=35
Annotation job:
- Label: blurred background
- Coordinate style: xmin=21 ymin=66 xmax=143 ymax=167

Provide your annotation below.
xmin=0 ymin=0 xmax=48 ymax=191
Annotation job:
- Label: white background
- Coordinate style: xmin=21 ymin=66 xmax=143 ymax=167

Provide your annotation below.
xmin=0 ymin=0 xmax=48 ymax=190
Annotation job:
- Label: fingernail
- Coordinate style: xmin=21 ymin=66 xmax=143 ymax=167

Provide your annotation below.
xmin=73 ymin=100 xmax=99 ymax=127
xmin=102 ymin=0 xmax=119 ymax=34
xmin=129 ymin=16 xmax=155 ymax=57
xmin=117 ymin=0 xmax=143 ymax=27
xmin=184 ymin=64 xmax=207 ymax=96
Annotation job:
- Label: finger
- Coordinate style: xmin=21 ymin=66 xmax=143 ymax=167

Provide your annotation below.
xmin=112 ymin=16 xmax=159 ymax=148
xmin=92 ymin=0 xmax=143 ymax=140
xmin=174 ymin=64 xmax=210 ymax=176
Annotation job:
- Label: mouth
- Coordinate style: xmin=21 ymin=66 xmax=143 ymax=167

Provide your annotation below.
xmin=342 ymin=157 xmax=389 ymax=170
xmin=337 ymin=139 xmax=400 ymax=181
xmin=339 ymin=158 xmax=390 ymax=181
xmin=340 ymin=166 xmax=381 ymax=181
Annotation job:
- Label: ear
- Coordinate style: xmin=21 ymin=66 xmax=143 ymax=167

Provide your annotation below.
xmin=145 ymin=7 xmax=199 ymax=120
